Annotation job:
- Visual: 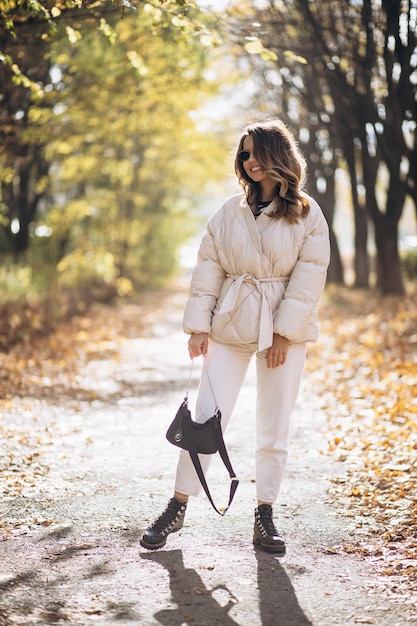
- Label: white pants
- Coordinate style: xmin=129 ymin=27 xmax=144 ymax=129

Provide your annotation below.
xmin=174 ymin=339 xmax=306 ymax=504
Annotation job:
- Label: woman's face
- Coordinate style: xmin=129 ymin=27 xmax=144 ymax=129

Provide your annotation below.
xmin=241 ymin=134 xmax=274 ymax=190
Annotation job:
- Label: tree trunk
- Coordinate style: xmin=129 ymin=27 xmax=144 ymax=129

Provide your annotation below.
xmin=343 ymin=141 xmax=370 ymax=288
xmin=327 ymin=226 xmax=345 ymax=283
xmin=374 ymin=219 xmax=405 ymax=294
xmin=2 ymin=143 xmax=49 ymax=257
xmin=353 ymin=205 xmax=370 ymax=288
xmin=305 ymin=143 xmax=345 ymax=284
xmin=361 ymin=129 xmax=406 ymax=294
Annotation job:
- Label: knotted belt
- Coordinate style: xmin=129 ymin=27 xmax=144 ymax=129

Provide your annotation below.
xmin=217 ymin=273 xmax=290 ymax=351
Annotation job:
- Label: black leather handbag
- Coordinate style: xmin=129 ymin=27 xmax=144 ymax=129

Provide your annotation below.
xmin=166 ymin=360 xmax=239 ymax=515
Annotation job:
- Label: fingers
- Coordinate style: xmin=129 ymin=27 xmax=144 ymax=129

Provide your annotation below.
xmin=188 ymin=345 xmax=203 ymax=358
xmin=266 ymin=334 xmax=289 ymax=368
xmin=188 ymin=333 xmax=209 ymax=358
xmin=266 ymin=350 xmax=287 ymax=368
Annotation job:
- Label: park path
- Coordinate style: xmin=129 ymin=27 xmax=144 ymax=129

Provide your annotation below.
xmin=0 ymin=282 xmax=414 ymax=625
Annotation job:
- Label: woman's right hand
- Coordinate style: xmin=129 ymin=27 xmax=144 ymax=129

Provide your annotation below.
xmin=188 ymin=332 xmax=209 ymax=358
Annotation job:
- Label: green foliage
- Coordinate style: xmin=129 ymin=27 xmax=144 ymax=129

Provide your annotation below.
xmin=0 ymin=264 xmax=34 ymax=303
xmin=0 ymin=0 xmax=234 ymax=347
xmin=0 ymin=0 xmax=225 ymax=259
xmin=26 ymin=8 xmax=227 ymax=293
xmin=401 ymin=248 xmax=417 ymax=281
xmin=57 ymin=248 xmax=119 ymax=290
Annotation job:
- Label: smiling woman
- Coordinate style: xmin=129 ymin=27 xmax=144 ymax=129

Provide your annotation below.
xmin=234 ymin=119 xmax=311 ymax=223
xmin=140 ymin=118 xmax=331 ymax=554
xmin=240 ymin=135 xmax=274 ymax=196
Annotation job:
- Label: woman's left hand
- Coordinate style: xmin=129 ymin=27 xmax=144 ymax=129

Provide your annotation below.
xmin=266 ymin=333 xmax=290 ymax=368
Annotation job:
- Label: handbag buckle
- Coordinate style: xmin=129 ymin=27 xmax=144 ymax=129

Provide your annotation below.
xmin=174 ymin=430 xmax=183 ymax=443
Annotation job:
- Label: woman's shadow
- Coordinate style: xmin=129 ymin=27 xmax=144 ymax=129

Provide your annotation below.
xmin=255 ymin=549 xmax=313 ymax=626
xmin=140 ymin=549 xmax=312 ymax=626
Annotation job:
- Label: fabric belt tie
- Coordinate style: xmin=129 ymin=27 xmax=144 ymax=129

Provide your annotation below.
xmin=218 ymin=273 xmax=289 ymax=351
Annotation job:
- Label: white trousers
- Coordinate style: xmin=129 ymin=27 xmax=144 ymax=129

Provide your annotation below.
xmin=174 ymin=339 xmax=306 ymax=504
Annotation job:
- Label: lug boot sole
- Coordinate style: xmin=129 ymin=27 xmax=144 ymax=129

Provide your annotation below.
xmin=139 ymin=526 xmax=178 ymax=550
xmin=140 ymin=518 xmax=184 ymax=551
xmin=253 ymin=534 xmax=286 ymax=554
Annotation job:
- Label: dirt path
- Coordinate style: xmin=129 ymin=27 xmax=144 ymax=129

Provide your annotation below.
xmin=0 ymin=284 xmax=415 ymax=625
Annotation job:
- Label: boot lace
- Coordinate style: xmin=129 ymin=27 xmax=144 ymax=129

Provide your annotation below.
xmin=256 ymin=505 xmax=278 ymax=537
xmin=151 ymin=499 xmax=186 ymax=533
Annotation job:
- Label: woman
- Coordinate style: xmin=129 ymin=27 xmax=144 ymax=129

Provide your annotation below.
xmin=140 ymin=119 xmax=330 ymax=553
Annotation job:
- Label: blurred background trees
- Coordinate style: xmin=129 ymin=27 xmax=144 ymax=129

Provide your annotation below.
xmin=0 ymin=0 xmax=416 ymax=346
xmin=226 ymin=0 xmax=417 ymax=294
xmin=0 ymin=0 xmax=231 ymax=330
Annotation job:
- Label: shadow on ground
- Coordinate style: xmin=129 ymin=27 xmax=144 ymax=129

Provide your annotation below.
xmin=141 ymin=549 xmax=312 ymax=626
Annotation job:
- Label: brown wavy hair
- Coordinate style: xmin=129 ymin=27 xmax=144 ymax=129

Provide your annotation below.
xmin=234 ymin=119 xmax=310 ymax=223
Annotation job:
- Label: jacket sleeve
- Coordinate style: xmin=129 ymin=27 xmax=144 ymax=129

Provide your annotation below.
xmin=183 ymin=218 xmax=227 ymax=335
xmin=273 ymin=201 xmax=330 ymax=343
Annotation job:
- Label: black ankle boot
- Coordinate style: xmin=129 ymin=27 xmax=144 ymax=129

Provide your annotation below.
xmin=253 ymin=504 xmax=286 ymax=554
xmin=140 ymin=498 xmax=187 ymax=550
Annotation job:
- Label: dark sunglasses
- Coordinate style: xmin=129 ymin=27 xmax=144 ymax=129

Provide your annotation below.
xmin=238 ymin=150 xmax=253 ymax=162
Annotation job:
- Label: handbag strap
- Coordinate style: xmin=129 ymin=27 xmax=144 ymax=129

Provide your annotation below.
xmin=185 ymin=358 xmax=218 ymax=410
xmin=183 ymin=358 xmax=194 ymax=402
xmin=187 ymin=421 xmax=239 ymax=516
xmin=186 ymin=358 xmax=239 ymax=516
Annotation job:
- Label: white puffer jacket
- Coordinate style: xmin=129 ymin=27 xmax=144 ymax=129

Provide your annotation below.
xmin=183 ymin=192 xmax=330 ymax=350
